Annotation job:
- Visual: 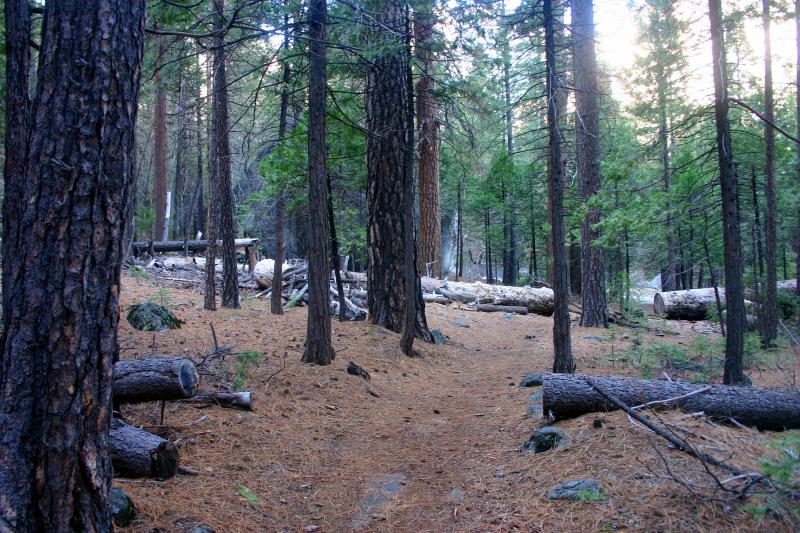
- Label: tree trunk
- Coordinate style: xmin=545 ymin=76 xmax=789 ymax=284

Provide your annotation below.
xmin=415 ymin=8 xmax=441 ymax=279
xmin=709 ymin=0 xmax=746 ymax=384
xmin=545 ymin=0 xmax=574 ymax=373
xmin=303 ymin=0 xmax=335 ymax=365
xmin=328 ymin=174 xmax=347 ymax=322
xmin=272 ymin=16 xmax=292 ymax=316
xmin=750 ymin=167 xmax=764 ymax=324
xmin=173 ymin=70 xmax=188 ymax=240
xmin=501 ymin=15 xmax=517 ymax=287
xmin=659 ymin=74 xmax=677 ymax=292
xmin=204 ymin=59 xmax=219 ymax=311
xmin=796 ymin=0 xmax=800 ymax=292
xmin=112 ymin=357 xmax=199 ymax=404
xmin=0 ymin=2 xmax=145 ymax=529
xmin=2 ymin=0 xmax=30 ymax=340
xmin=212 ymin=1 xmax=239 ymax=310
xmin=365 ymin=1 xmax=432 ymax=343
xmin=153 ymin=39 xmax=169 ymax=241
xmin=542 ymin=373 xmax=800 ymax=431
xmin=761 ymin=0 xmax=778 ymax=348
xmin=110 ymin=419 xmax=179 ymax=479
xmin=194 ymin=82 xmax=207 ymax=238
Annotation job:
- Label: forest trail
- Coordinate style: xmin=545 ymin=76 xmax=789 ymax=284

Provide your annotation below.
xmin=118 ymin=278 xmax=793 ymax=532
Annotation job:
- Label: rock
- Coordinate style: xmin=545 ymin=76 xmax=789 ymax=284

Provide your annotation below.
xmin=545 ymin=478 xmax=601 ymax=501
xmin=189 ymin=525 xmax=216 ymax=533
xmin=126 ymin=302 xmax=182 ymax=332
xmin=582 ymin=335 xmax=603 ymax=341
xmin=524 ymin=334 xmax=537 ymax=340
xmin=494 ymin=469 xmax=506 ymax=478
xmin=520 ymin=372 xmax=543 ymax=387
xmin=450 ymin=488 xmax=465 ymax=503
xmin=304 ymin=525 xmax=321 ymax=533
xmin=525 ymin=427 xmax=565 ymax=453
xmin=111 ymin=487 xmax=136 ymax=527
xmin=502 ymin=313 xmax=515 ymax=320
xmin=526 ymin=404 xmax=543 ymax=419
xmin=430 ymin=329 xmax=446 ymax=345
xmin=451 ymin=320 xmax=470 ymax=329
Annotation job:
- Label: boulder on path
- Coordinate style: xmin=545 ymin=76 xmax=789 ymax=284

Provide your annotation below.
xmin=545 ymin=478 xmax=601 ymax=501
xmin=111 ymin=487 xmax=136 ymax=527
xmin=126 ymin=302 xmax=182 ymax=332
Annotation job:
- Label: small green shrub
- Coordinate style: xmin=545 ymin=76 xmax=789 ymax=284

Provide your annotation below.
xmin=745 ymin=431 xmax=800 ymax=522
xmin=231 ymin=350 xmax=262 ymax=390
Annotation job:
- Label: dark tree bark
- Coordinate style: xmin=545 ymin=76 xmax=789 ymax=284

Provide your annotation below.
xmin=328 ymin=174 xmax=347 ymax=322
xmin=204 ymin=60 xmax=219 ymax=311
xmin=415 ymin=8 xmax=442 ymax=279
xmin=212 ymin=0 xmax=239 ymax=309
xmin=110 ymin=419 xmax=179 ymax=479
xmin=709 ymin=0 xmax=746 ymax=385
xmin=485 ymin=209 xmax=493 ymax=283
xmin=365 ymin=2 xmax=433 ymax=343
xmin=174 ymin=70 xmax=189 ymax=241
xmin=272 ymin=16 xmax=292 ymax=316
xmin=545 ymin=0 xmax=574 ymax=373
xmin=153 ymin=39 xmax=169 ymax=241
xmin=0 ymin=1 xmax=145 ymax=529
xmin=194 ymin=83 xmax=207 ymax=238
xmin=573 ymin=0 xmax=608 ymax=328
xmin=2 ymin=0 xmax=30 ymax=338
xmin=501 ymin=20 xmax=518 ymax=286
xmin=750 ymin=167 xmax=764 ymax=324
xmin=112 ymin=357 xmax=199 ymax=404
xmin=302 ymin=0 xmax=335 ymax=365
xmin=761 ymin=0 xmax=778 ymax=348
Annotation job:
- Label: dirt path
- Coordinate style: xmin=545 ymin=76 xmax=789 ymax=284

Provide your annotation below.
xmin=119 ymin=280 xmax=791 ymax=533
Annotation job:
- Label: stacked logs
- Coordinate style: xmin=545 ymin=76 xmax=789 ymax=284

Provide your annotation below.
xmin=112 ymin=356 xmax=252 ymax=479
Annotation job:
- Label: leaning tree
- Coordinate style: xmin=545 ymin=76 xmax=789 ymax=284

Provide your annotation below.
xmin=0 ymin=1 xmax=146 ymax=529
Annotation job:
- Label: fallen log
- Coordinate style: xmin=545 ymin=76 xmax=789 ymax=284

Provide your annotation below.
xmin=423 ymin=294 xmax=451 ymax=305
xmin=441 ymin=280 xmax=554 ymax=316
xmin=132 ymin=238 xmax=258 ymax=255
xmin=182 ymin=391 xmax=253 ymax=410
xmin=778 ymin=279 xmax=797 ymax=293
xmin=114 ymin=357 xmax=199 ymax=404
xmin=542 ymin=373 xmax=800 ymax=431
xmin=110 ymin=418 xmax=179 ymax=479
xmin=477 ymin=304 xmax=528 ymax=315
xmin=653 ymin=288 xmax=723 ymax=320
xmin=438 ymin=288 xmax=476 ymax=304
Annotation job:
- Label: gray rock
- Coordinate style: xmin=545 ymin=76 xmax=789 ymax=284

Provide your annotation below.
xmin=502 ymin=313 xmax=515 ymax=320
xmin=524 ymin=427 xmax=565 ymax=453
xmin=520 ymin=372 xmax=543 ymax=387
xmin=111 ymin=487 xmax=136 ymax=527
xmin=526 ymin=404 xmax=543 ymax=419
xmin=545 ymin=478 xmax=601 ymax=501
xmin=450 ymin=489 xmax=465 ymax=503
xmin=451 ymin=320 xmax=470 ymax=329
xmin=430 ymin=329 xmax=446 ymax=345
xmin=582 ymin=335 xmax=603 ymax=341
xmin=126 ymin=302 xmax=182 ymax=332
xmin=189 ymin=525 xmax=216 ymax=533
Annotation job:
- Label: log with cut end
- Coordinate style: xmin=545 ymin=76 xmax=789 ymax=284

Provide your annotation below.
xmin=542 ymin=373 xmax=800 ymax=431
xmin=110 ymin=419 xmax=179 ymax=479
xmin=778 ymin=279 xmax=797 ymax=293
xmin=653 ymin=288 xmax=724 ymax=320
xmin=113 ymin=357 xmax=199 ymax=403
xmin=132 ymin=238 xmax=258 ymax=255
xmin=477 ymin=304 xmax=528 ymax=315
xmin=182 ymin=391 xmax=253 ymax=410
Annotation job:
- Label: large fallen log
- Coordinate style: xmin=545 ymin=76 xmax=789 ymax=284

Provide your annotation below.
xmin=440 ymin=280 xmax=554 ymax=316
xmin=653 ymin=288 xmax=724 ymax=320
xmin=181 ymin=391 xmax=253 ymax=410
xmin=778 ymin=279 xmax=797 ymax=293
xmin=132 ymin=238 xmax=258 ymax=255
xmin=477 ymin=304 xmax=528 ymax=315
xmin=542 ymin=373 xmax=800 ymax=431
xmin=113 ymin=357 xmax=199 ymax=404
xmin=110 ymin=419 xmax=179 ymax=479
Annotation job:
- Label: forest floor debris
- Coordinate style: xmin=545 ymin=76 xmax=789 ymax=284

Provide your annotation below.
xmin=116 ymin=273 xmax=799 ymax=532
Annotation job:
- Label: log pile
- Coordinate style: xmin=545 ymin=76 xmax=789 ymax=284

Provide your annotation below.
xmin=778 ymin=279 xmax=797 ymax=293
xmin=542 ymin=373 xmax=800 ymax=431
xmin=111 ymin=356 xmax=253 ymax=480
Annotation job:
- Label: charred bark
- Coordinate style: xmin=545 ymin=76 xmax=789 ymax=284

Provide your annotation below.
xmin=0 ymin=1 xmax=145 ymax=529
